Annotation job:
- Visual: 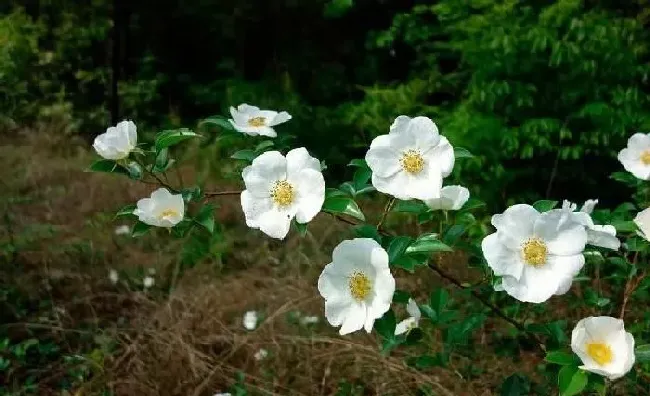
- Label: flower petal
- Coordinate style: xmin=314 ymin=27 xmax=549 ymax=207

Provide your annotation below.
xmin=534 ymin=210 xmax=587 ymax=256
xmin=286 ymin=147 xmax=321 ymax=174
xmin=365 ymin=146 xmax=401 ymax=178
xmin=395 ymin=318 xmax=416 ymax=335
xmin=240 ymin=190 xmax=273 ymax=227
xmin=481 ymin=233 xmax=524 ymax=280
xmin=291 ymin=169 xmax=325 ymax=224
xmin=425 ymin=136 xmax=455 ymax=177
xmin=491 ymin=204 xmax=539 ymax=249
xmin=339 ymin=302 xmax=366 ymax=335
xmin=269 ymin=111 xmax=292 ymax=126
xmin=587 ymin=226 xmax=620 ymax=250
xmin=257 ymin=209 xmax=292 ymax=239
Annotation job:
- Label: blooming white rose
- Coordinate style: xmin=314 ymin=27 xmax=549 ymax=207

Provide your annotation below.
xmin=240 ymin=148 xmax=325 ymax=240
xmin=571 ymin=316 xmax=635 ymax=380
xmin=143 ymin=276 xmax=155 ymax=289
xmin=229 ymin=103 xmax=292 ymax=137
xmin=481 ymin=204 xmax=587 ymax=303
xmin=634 ymin=207 xmax=650 ymax=241
xmin=317 ymin=238 xmax=395 ymax=335
xmin=243 ymin=310 xmax=258 ymax=330
xmin=617 ymin=133 xmax=650 ymax=180
xmin=562 ymin=200 xmax=620 ymax=250
xmin=424 ymin=185 xmax=470 ymax=211
xmin=365 ymin=116 xmax=455 ymax=201
xmin=133 ymin=188 xmax=185 ymax=228
xmin=395 ymin=298 xmax=421 ymax=335
xmin=580 ymin=199 xmax=598 ymax=214
xmin=93 ymin=120 xmax=137 ymax=160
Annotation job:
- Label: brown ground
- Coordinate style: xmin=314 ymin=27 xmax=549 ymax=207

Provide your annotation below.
xmin=2 ymin=131 xmax=546 ymax=396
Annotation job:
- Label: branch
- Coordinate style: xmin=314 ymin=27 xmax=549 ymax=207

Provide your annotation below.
xmin=376 ymin=197 xmax=395 ymax=230
xmin=204 ymin=190 xmax=242 ymax=197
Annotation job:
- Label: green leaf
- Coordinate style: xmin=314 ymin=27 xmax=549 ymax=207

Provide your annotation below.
xmin=635 ymin=344 xmax=650 ymax=363
xmin=115 ymin=204 xmax=136 ymax=218
xmin=348 ymin=158 xmax=369 ymax=168
xmin=294 ymin=220 xmax=308 ymax=237
xmin=230 ymin=149 xmax=257 ymax=162
xmin=429 ymin=288 xmax=449 ymax=314
xmin=386 ymin=236 xmax=412 ymax=264
xmin=533 ymin=200 xmax=558 ymax=212
xmin=354 ymin=225 xmax=381 ymax=243
xmin=392 ymin=255 xmax=418 ymax=273
xmin=558 ymin=366 xmax=588 ymax=396
xmin=392 ymin=200 xmax=429 ymax=214
xmin=131 ymin=222 xmax=151 ymax=237
xmin=323 ymin=0 xmax=354 ymax=18
xmin=352 ymin=167 xmax=372 ymax=191
xmin=254 ymin=140 xmax=274 ymax=153
xmin=87 ymin=159 xmax=129 ymax=176
xmin=500 ymin=373 xmax=530 ymax=396
xmin=545 ymin=351 xmax=576 ymax=366
xmin=322 ymin=196 xmax=365 ymax=221
xmin=155 ymin=128 xmax=201 ymax=151
xmin=392 ymin=289 xmax=411 ymax=304
xmin=611 ymin=220 xmax=636 ymax=233
xmin=126 ymin=161 xmax=143 ymax=180
xmin=442 ymin=224 xmax=467 ymax=246
xmin=155 ymin=147 xmax=169 ymax=169
xmin=374 ymin=309 xmax=396 ymax=340
xmin=181 ymin=186 xmax=203 ymax=203
xmin=454 ymin=147 xmax=474 ymax=159
xmin=611 ymin=171 xmax=641 ymax=187
xmin=405 ymin=233 xmax=452 ymax=254
xmin=194 ymin=204 xmax=215 ymax=234
xmin=461 ymin=198 xmax=486 ymax=211
xmin=407 ymin=354 xmax=443 ymax=369
xmin=199 ymin=115 xmax=235 ymax=132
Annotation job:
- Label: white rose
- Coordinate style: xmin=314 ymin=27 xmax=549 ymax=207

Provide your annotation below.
xmin=424 ymin=185 xmax=470 ymax=211
xmin=617 ymin=132 xmax=650 ymax=180
xmin=93 ymin=120 xmax=137 ymax=160
xmin=571 ymin=316 xmax=635 ymax=380
xmin=229 ymin=103 xmax=292 ymax=137
xmin=395 ymin=298 xmax=421 ymax=335
xmin=634 ymin=207 xmax=650 ymax=241
xmin=133 ymin=188 xmax=185 ymax=228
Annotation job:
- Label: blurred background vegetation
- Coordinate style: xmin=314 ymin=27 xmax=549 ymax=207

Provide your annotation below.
xmin=3 ymin=0 xmax=650 ymax=207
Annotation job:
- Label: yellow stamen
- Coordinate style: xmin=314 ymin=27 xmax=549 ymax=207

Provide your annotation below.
xmin=248 ymin=117 xmax=266 ymax=127
xmin=641 ymin=150 xmax=650 ymax=165
xmin=348 ymin=271 xmax=372 ymax=301
xmin=270 ymin=180 xmax=294 ymax=206
xmin=159 ymin=209 xmax=178 ymax=219
xmin=400 ymin=150 xmax=425 ymax=174
xmin=586 ymin=342 xmax=613 ymax=366
xmin=521 ymin=238 xmax=547 ymax=267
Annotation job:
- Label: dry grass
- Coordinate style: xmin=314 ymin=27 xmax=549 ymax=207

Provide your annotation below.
xmin=0 ymin=130 xmax=543 ymax=396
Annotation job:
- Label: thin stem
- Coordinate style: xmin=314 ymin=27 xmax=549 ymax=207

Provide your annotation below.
xmin=377 ymin=197 xmax=395 ymax=230
xmin=133 ymin=158 xmax=178 ymax=192
xmin=204 ymin=190 xmax=242 ymax=197
xmin=620 ymin=252 xmax=645 ymax=319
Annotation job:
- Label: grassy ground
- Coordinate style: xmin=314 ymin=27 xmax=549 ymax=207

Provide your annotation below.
xmin=1 ymin=131 xmax=549 ymax=396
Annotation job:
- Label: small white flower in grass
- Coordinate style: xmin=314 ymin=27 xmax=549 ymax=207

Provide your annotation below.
xmin=93 ymin=120 xmax=137 ymax=160
xmin=108 ymin=269 xmax=119 ymax=284
xmin=240 ymin=148 xmax=325 ymax=240
xmin=114 ymin=225 xmax=130 ymax=235
xmin=300 ymin=315 xmax=319 ymax=325
xmin=395 ymin=298 xmax=421 ymax=335
xmin=317 ymin=238 xmax=395 ymax=335
xmin=618 ymin=132 xmax=650 ymax=180
xmin=243 ymin=310 xmax=258 ymax=330
xmin=254 ymin=348 xmax=268 ymax=361
xmin=229 ymin=103 xmax=292 ymax=137
xmin=581 ymin=199 xmax=598 ymax=214
xmin=571 ymin=316 xmax=635 ymax=380
xmin=562 ymin=200 xmax=620 ymax=250
xmin=133 ymin=188 xmax=185 ymax=228
xmin=143 ymin=276 xmax=155 ymax=289
xmin=424 ymin=185 xmax=469 ymax=211
xmin=481 ymin=204 xmax=587 ymax=303
xmin=365 ymin=116 xmax=455 ymax=201
xmin=213 ymin=393 xmax=231 ymax=396
xmin=634 ymin=207 xmax=650 ymax=242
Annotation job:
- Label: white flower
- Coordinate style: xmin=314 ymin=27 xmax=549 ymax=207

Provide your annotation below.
xmin=634 ymin=208 xmax=650 ymax=241
xmin=571 ymin=316 xmax=635 ymax=380
xmin=481 ymin=204 xmax=587 ymax=303
xmin=114 ymin=225 xmax=130 ymax=235
xmin=395 ymin=298 xmax=421 ymax=335
xmin=143 ymin=276 xmax=155 ymax=289
xmin=254 ymin=348 xmax=268 ymax=361
xmin=581 ymin=199 xmax=598 ymax=214
xmin=240 ymin=148 xmax=325 ymax=240
xmin=229 ymin=104 xmax=292 ymax=137
xmin=133 ymin=188 xmax=185 ymax=228
xmin=317 ymin=238 xmax=396 ymax=335
xmin=93 ymin=120 xmax=137 ymax=160
xmin=424 ymin=185 xmax=469 ymax=211
xmin=108 ymin=269 xmax=119 ymax=284
xmin=243 ymin=310 xmax=258 ymax=330
xmin=618 ymin=133 xmax=650 ymax=180
xmin=213 ymin=393 xmax=232 ymax=396
xmin=300 ymin=315 xmax=319 ymax=325
xmin=562 ymin=200 xmax=621 ymax=250
xmin=365 ymin=116 xmax=455 ymax=201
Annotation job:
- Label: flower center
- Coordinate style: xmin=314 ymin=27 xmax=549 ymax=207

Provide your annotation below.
xmin=521 ymin=238 xmax=547 ymax=267
xmin=270 ymin=180 xmax=295 ymax=206
xmin=400 ymin=150 xmax=425 ymax=174
xmin=348 ymin=271 xmax=372 ymax=301
xmin=586 ymin=342 xmax=613 ymax=366
xmin=248 ymin=117 xmax=266 ymax=127
xmin=158 ymin=209 xmax=178 ymax=219
xmin=641 ymin=150 xmax=650 ymax=165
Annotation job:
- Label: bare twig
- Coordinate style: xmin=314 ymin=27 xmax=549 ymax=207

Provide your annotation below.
xmin=619 ymin=252 xmax=645 ymax=319
xmin=377 ymin=197 xmax=395 ymax=230
xmin=204 ymin=190 xmax=242 ymax=197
